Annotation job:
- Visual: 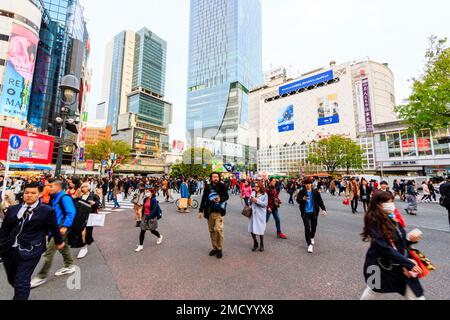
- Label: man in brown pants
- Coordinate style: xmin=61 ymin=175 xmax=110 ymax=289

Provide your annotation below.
xmin=199 ymin=172 xmax=229 ymax=259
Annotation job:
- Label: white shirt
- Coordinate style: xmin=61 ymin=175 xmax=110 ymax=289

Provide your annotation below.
xmin=13 ymin=201 xmax=39 ymax=248
xmin=17 ymin=201 xmax=40 ymax=221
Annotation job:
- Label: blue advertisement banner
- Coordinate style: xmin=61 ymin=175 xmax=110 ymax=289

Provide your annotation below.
xmin=279 ymin=70 xmax=334 ymax=95
xmin=278 ymin=105 xmax=295 ymax=133
xmin=317 ymin=94 xmax=340 ymax=127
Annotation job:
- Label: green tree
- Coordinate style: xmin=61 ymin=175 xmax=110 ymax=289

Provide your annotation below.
xmin=307 ymin=135 xmax=364 ymax=176
xmin=342 ymin=142 xmax=365 ymax=174
xmin=396 ymin=36 xmax=450 ymax=131
xmin=169 ymin=147 xmax=213 ymax=178
xmin=85 ymin=140 xmax=133 ymax=170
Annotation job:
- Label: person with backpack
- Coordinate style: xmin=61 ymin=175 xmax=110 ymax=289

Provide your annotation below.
xmin=74 ymin=183 xmax=101 ymax=259
xmin=135 ymin=188 xmax=163 ymax=252
xmin=30 ymin=179 xmax=77 ymax=289
xmin=198 ymin=172 xmax=229 ymax=259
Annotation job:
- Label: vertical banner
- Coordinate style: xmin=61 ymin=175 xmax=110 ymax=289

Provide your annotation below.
xmin=355 ymin=80 xmax=367 ymax=133
xmin=0 ymin=24 xmax=39 ymax=121
xmin=278 ymin=104 xmax=295 ymax=133
xmin=362 ymin=79 xmax=374 ymax=132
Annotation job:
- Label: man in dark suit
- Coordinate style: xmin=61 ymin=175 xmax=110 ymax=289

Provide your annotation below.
xmin=0 ymin=182 xmax=64 ymax=300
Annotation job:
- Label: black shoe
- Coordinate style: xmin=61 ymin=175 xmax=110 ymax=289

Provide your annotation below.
xmin=259 ymin=244 xmax=265 ymax=252
xmin=252 ymin=243 xmax=259 ymax=252
xmin=216 ymin=251 xmax=223 ymax=259
xmin=136 ymin=221 xmax=141 ymax=228
xmin=209 ymin=250 xmax=218 ymax=257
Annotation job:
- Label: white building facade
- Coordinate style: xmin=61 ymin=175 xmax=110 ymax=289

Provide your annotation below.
xmin=250 ymin=59 xmax=396 ymax=175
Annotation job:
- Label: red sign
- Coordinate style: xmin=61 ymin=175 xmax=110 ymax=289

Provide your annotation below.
xmin=0 ymin=127 xmax=54 ymax=165
xmin=81 ymin=127 xmax=87 ymax=143
xmin=86 ymin=160 xmax=94 ymax=171
xmin=172 ymin=140 xmax=185 ymax=152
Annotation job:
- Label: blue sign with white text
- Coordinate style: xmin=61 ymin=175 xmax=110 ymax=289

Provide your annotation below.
xmin=278 ymin=70 xmax=334 ymax=95
xmin=318 ymin=115 xmax=340 ymax=126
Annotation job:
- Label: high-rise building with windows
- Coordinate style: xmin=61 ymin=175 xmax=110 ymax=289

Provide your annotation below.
xmin=186 ymin=0 xmax=263 ymax=167
xmin=28 ymin=0 xmax=90 ymax=138
xmin=100 ymin=28 xmax=172 ymax=161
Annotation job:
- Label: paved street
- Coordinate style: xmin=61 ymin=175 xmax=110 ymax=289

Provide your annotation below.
xmin=1 ymin=191 xmax=449 ymax=300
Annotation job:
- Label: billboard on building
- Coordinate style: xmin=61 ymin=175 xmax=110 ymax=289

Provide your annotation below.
xmin=197 ymin=138 xmax=222 ymax=157
xmin=278 ymin=104 xmax=295 ymax=133
xmin=317 ymin=94 xmax=340 ymax=126
xmin=0 ymin=127 xmax=55 ymax=165
xmin=279 ymin=70 xmax=334 ymax=95
xmin=0 ymin=24 xmax=39 ymax=121
xmin=172 ymin=140 xmax=185 ymax=153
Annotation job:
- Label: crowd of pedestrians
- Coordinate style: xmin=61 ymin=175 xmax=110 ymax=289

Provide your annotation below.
xmin=0 ymin=172 xmax=445 ymax=300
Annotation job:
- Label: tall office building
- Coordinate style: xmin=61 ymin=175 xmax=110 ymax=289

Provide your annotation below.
xmin=28 ymin=0 xmax=90 ymax=137
xmin=100 ymin=28 xmax=172 ymax=160
xmin=186 ymin=0 xmax=263 ymax=166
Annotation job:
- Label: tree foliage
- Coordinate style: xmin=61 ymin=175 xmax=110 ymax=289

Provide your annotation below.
xmin=396 ymin=36 xmax=450 ymax=131
xmin=169 ymin=147 xmax=213 ymax=178
xmin=85 ymin=140 xmax=133 ymax=170
xmin=307 ymin=135 xmax=365 ymax=176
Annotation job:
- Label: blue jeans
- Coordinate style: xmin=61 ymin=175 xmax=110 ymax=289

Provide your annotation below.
xmin=113 ymin=197 xmax=119 ymax=208
xmin=266 ymin=206 xmax=282 ymax=234
xmin=107 ymin=191 xmax=113 ymax=201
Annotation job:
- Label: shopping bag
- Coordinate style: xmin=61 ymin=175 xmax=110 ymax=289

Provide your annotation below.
xmin=117 ymin=193 xmax=123 ymax=202
xmin=179 ymin=198 xmax=188 ymax=209
xmin=87 ymin=214 xmax=106 ymax=227
xmin=343 ymin=198 xmax=350 ymax=206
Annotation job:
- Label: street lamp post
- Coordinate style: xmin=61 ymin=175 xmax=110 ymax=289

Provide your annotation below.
xmin=55 ymin=74 xmax=80 ymax=177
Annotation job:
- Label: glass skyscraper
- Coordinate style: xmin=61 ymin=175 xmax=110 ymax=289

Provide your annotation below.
xmin=186 ymin=0 xmax=263 ymax=164
xmin=101 ymin=28 xmax=172 ymax=158
xmin=28 ymin=0 xmax=89 ymax=136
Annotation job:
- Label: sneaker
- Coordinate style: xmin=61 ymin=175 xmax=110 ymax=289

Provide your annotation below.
xmin=311 ymin=239 xmax=315 ymax=245
xmin=216 ymin=251 xmax=223 ymax=259
xmin=277 ymin=233 xmax=287 ymax=239
xmin=135 ymin=245 xmax=144 ymax=253
xmin=77 ymin=246 xmax=88 ymax=259
xmin=30 ymin=277 xmax=47 ymax=289
xmin=156 ymin=235 xmax=163 ymax=245
xmin=308 ymin=245 xmax=314 ymax=253
xmin=55 ymin=266 xmax=76 ymax=276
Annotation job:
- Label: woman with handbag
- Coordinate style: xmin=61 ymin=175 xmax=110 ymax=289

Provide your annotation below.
xmin=360 ymin=191 xmax=426 ymax=300
xmin=135 ymin=188 xmax=163 ymax=253
xmin=248 ymin=181 xmax=268 ymax=252
xmin=74 ymin=183 xmax=101 ymax=259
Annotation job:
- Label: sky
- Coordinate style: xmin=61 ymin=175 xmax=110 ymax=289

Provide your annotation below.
xmin=82 ymin=0 xmax=450 ymax=142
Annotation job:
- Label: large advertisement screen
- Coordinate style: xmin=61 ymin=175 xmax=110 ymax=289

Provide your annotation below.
xmin=0 ymin=128 xmax=54 ymax=165
xmin=0 ymin=24 xmax=39 ymax=121
xmin=278 ymin=105 xmax=295 ymax=133
xmin=317 ymin=94 xmax=340 ymax=126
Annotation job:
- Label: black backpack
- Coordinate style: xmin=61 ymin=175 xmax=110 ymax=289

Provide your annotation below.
xmin=58 ymin=194 xmax=91 ymax=248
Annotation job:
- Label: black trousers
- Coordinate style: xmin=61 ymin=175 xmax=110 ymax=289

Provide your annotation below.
xmin=302 ymin=214 xmax=318 ymax=246
xmin=2 ymin=248 xmax=41 ymax=300
xmin=351 ymin=198 xmax=358 ymax=212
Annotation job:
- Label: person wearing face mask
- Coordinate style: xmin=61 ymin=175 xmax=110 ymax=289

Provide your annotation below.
xmin=360 ymin=191 xmax=425 ymax=300
xmin=135 ymin=188 xmax=163 ymax=252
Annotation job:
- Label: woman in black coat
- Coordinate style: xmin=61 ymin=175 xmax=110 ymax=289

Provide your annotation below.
xmin=360 ymin=191 xmax=425 ymax=300
xmin=359 ymin=178 xmax=372 ymax=214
